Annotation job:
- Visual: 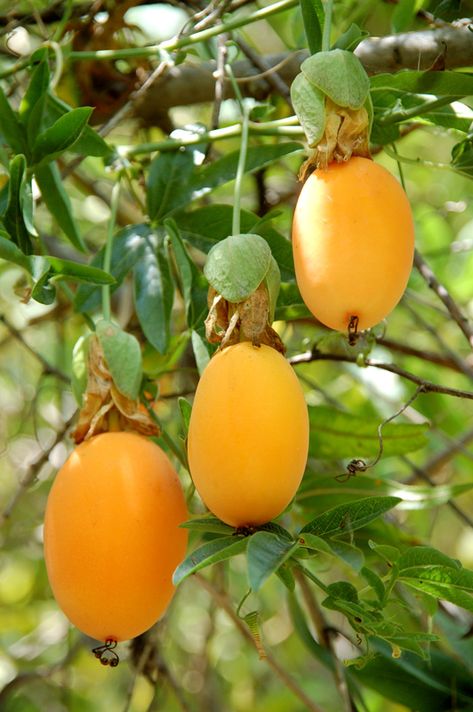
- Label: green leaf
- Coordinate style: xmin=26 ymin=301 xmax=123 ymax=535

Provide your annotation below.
xmin=400 ymin=566 xmax=473 ymax=613
xmin=297 ymin=474 xmax=473 ymax=513
xmin=370 ymin=70 xmax=473 ymax=98
xmin=290 ymin=73 xmax=326 ymax=148
xmin=309 ymin=405 xmax=429 ymax=459
xmin=3 ymin=154 xmax=32 ymax=254
xmin=301 ymin=50 xmax=370 ymax=109
xmin=0 ymin=86 xmax=28 ymax=154
xmin=247 ymin=532 xmax=298 ymax=591
xmin=329 ymin=540 xmax=365 ymax=572
xmin=71 ymin=334 xmax=90 ymax=406
xmin=173 ymin=535 xmax=248 ymax=585
xmin=297 ymin=532 xmax=333 ymax=555
xmin=398 ymin=546 xmax=461 ymax=572
xmin=361 ymin=566 xmax=385 ymax=603
xmin=191 ymin=143 xmax=302 ymax=200
xmin=0 ymin=231 xmax=30 ymax=270
xmin=300 ymin=496 xmax=401 ymax=538
xmin=175 ymin=204 xmax=294 ymax=279
xmin=19 ymin=56 xmax=50 ymax=140
xmin=299 ymin=0 xmax=324 ymax=55
xmin=204 ymin=233 xmax=271 ymax=302
xmin=32 ymin=106 xmax=93 ymax=165
xmin=95 ymin=320 xmax=143 ymax=400
xmin=179 ymin=515 xmax=234 ymax=535
xmin=191 ymin=329 xmax=211 ymax=375
xmin=46 ymin=94 xmax=111 ymax=158
xmin=368 ymin=540 xmax=400 ymax=565
xmin=166 ymin=219 xmax=207 ymax=328
xmin=74 ymin=224 xmax=151 ymax=312
xmin=332 ymin=23 xmax=369 ymax=51
xmin=451 ymin=138 xmax=473 ymax=179
xmin=178 ymin=397 xmax=192 ymax=434
xmin=133 ymin=231 xmax=174 ymax=353
xmin=392 ymin=0 xmax=416 ymax=32
xmin=45 ymin=257 xmax=114 ymax=285
xmin=147 ymin=149 xmax=195 ymax=222
xmin=34 ymin=162 xmax=86 ymax=252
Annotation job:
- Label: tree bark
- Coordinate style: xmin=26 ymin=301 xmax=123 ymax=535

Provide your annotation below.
xmin=133 ymin=24 xmax=473 ymax=125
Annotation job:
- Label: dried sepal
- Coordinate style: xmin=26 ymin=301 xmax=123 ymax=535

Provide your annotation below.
xmin=72 ymin=335 xmax=160 ymax=444
xmin=299 ymin=99 xmax=371 ymax=180
xmin=204 ymin=283 xmax=285 ymax=354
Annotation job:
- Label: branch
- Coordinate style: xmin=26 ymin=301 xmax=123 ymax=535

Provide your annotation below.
xmin=289 ymin=349 xmax=473 ymax=400
xmin=414 ymin=249 xmax=473 ymax=351
xmin=194 ymin=573 xmax=325 ymax=712
xmin=132 ymin=24 xmax=473 ymax=123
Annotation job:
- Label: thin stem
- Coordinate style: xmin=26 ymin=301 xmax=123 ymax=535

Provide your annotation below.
xmin=322 ymin=0 xmax=334 ymax=52
xmin=384 ymin=144 xmax=450 ymax=172
xmin=232 ymin=104 xmax=250 ymax=235
xmin=68 ymin=0 xmax=298 ymax=62
xmin=102 ymin=180 xmax=121 ymax=323
xmin=126 ymin=118 xmax=303 ymax=157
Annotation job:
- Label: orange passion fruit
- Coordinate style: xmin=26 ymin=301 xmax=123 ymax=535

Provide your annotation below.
xmin=44 ymin=432 xmax=188 ymax=642
xmin=187 ymin=342 xmax=309 ymax=527
xmin=292 ymin=157 xmax=415 ymax=332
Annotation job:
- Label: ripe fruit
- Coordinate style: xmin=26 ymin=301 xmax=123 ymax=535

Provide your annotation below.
xmin=187 ymin=342 xmax=309 ymax=527
xmin=44 ymin=432 xmax=188 ymax=642
xmin=292 ymin=157 xmax=415 ymax=331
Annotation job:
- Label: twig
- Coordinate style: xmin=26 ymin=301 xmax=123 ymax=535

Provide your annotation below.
xmin=289 ymin=349 xmax=473 ymax=401
xmin=414 ymin=249 xmax=473 ymax=351
xmin=376 ymin=336 xmax=473 ymax=376
xmin=294 ymin=568 xmax=357 ymax=712
xmin=236 ymin=38 xmax=292 ymax=108
xmin=1 ymin=410 xmax=77 ymax=524
xmin=0 ymin=315 xmax=69 ymax=383
xmin=194 ymin=573 xmax=325 ymax=712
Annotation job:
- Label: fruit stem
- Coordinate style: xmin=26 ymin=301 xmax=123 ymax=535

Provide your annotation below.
xmin=232 ymin=103 xmax=250 ymax=236
xmin=102 ymin=180 xmax=121 ymax=323
xmin=322 ymin=0 xmax=334 ymax=52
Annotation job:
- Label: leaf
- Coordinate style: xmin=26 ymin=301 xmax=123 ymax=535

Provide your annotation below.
xmin=3 ymin=155 xmax=32 ymax=254
xmin=329 ymin=540 xmax=365 ymax=572
xmin=34 ymin=162 xmax=86 ymax=252
xmin=361 ymin=566 xmax=385 ymax=603
xmin=175 ymin=204 xmax=294 ymax=279
xmin=166 ymin=219 xmax=207 ymax=328
xmin=297 ymin=473 xmax=473 ymax=513
xmin=0 ymin=232 xmax=30 ymax=270
xmin=0 ymin=85 xmax=28 ymax=154
xmin=173 ymin=535 xmax=248 ymax=585
xmin=400 ymin=566 xmax=473 ymax=613
xmin=46 ymin=94 xmax=111 ymax=158
xmin=309 ymin=405 xmax=429 ymax=459
xmin=301 ymin=50 xmax=370 ymax=109
xmin=392 ymin=0 xmax=416 ymax=32
xmin=332 ymin=23 xmax=369 ymax=52
xmin=290 ymin=73 xmax=326 ymax=148
xmin=191 ymin=329 xmax=211 ymax=375
xmin=133 ymin=231 xmax=174 ymax=353
xmin=147 ymin=149 xmax=195 ymax=222
xmin=369 ymin=540 xmax=400 ymax=565
xmin=45 ymin=257 xmax=114 ymax=285
xmin=74 ymin=224 xmax=151 ymax=312
xmin=398 ymin=546 xmax=461 ymax=572
xmin=96 ymin=320 xmax=142 ymax=400
xmin=191 ymin=143 xmax=302 ymax=200
xmin=178 ymin=397 xmax=192 ymax=434
xmin=179 ymin=515 xmax=234 ymax=535
xmin=204 ymin=233 xmax=272 ymax=302
xmin=71 ymin=334 xmax=91 ymax=406
xmin=451 ymin=138 xmax=473 ymax=179
xmin=370 ymin=70 xmax=473 ymax=98
xmin=247 ymin=532 xmax=298 ymax=591
xmin=297 ymin=532 xmax=333 ymax=555
xmin=300 ymin=496 xmax=401 ymax=538
xmin=19 ymin=56 xmax=50 ymax=140
xmin=32 ymin=106 xmax=93 ymax=165
xmin=299 ymin=0 xmax=324 ymax=54
xmin=354 ymin=640 xmax=473 ymax=711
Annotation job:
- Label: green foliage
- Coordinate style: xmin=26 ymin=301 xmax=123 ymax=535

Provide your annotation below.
xmin=2 ymin=3 xmax=473 ymax=712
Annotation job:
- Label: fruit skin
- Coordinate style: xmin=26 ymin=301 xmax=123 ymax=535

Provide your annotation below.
xmin=44 ymin=432 xmax=188 ymax=642
xmin=292 ymin=157 xmax=415 ymax=331
xmin=187 ymin=342 xmax=309 ymax=527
